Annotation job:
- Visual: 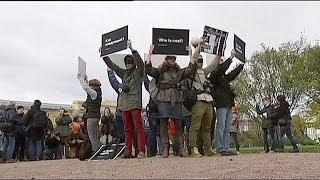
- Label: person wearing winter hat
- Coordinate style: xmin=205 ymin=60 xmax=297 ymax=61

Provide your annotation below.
xmin=102 ymin=40 xmax=146 ymax=159
xmin=145 ymin=43 xmax=197 ymax=158
xmin=77 ymin=72 xmax=102 ymax=154
xmin=275 ymin=95 xmax=299 ymax=153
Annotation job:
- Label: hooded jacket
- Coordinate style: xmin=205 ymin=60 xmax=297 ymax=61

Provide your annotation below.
xmin=103 ymin=50 xmax=144 ymax=111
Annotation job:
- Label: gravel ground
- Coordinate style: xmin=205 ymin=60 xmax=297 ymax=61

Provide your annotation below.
xmin=1 ymin=153 xmax=320 ymax=179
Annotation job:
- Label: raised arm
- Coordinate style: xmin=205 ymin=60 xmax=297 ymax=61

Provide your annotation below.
xmin=255 ymin=103 xmax=266 ymax=115
xmin=102 ymin=56 xmax=124 ymax=78
xmin=143 ymin=73 xmax=150 ymax=92
xmin=107 ymin=67 xmax=121 ymax=94
xmin=145 ymin=44 xmax=160 ymax=78
xmin=128 ymin=40 xmax=144 ymax=77
xmin=226 ymin=63 xmax=244 ymax=82
xmin=77 ymin=74 xmax=97 ymax=100
xmin=203 ymin=55 xmax=220 ymax=76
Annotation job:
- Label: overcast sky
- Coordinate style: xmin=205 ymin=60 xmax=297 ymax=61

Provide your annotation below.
xmin=0 ymin=1 xmax=319 ymax=106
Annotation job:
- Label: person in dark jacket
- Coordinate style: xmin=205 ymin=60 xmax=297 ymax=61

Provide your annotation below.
xmin=23 ymin=100 xmax=48 ymax=161
xmin=256 ymin=97 xmax=278 ymax=153
xmin=275 ymin=95 xmax=299 ymax=153
xmin=77 ymin=73 xmax=102 ymax=153
xmin=1 ymin=101 xmax=19 ymax=163
xmin=145 ymin=44 xmax=197 ymax=158
xmin=100 ymin=107 xmax=117 ymax=144
xmin=208 ymin=50 xmax=244 ymax=156
xmin=43 ymin=131 xmax=62 ymax=160
xmin=144 ymin=73 xmax=162 ymax=157
xmin=102 ymin=40 xmax=146 ymax=159
xmin=55 ymin=108 xmax=72 ymax=158
xmin=13 ymin=106 xmax=26 ymax=161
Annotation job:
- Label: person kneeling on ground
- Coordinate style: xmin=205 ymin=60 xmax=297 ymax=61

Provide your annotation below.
xmin=43 ymin=131 xmax=62 ymax=160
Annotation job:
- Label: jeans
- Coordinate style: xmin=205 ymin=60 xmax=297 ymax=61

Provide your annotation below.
xmin=2 ymin=135 xmax=16 ymax=161
xmin=148 ymin=116 xmax=162 ymax=156
xmin=262 ymin=127 xmax=277 ymax=152
xmin=216 ymin=107 xmax=233 ymax=152
xmin=279 ymin=122 xmax=298 ymax=150
xmin=115 ymin=115 xmax=125 ymax=143
xmin=87 ymin=118 xmax=101 ymax=152
xmin=13 ymin=134 xmax=26 ymax=161
xmin=28 ymin=138 xmax=43 ymax=160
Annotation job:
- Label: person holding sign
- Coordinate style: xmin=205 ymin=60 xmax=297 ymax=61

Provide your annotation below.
xmin=102 ymin=40 xmax=146 ymax=159
xmin=77 ymin=71 xmax=102 ymax=154
xmin=145 ymin=44 xmax=197 ymax=158
xmin=186 ymin=38 xmax=220 ymax=157
xmin=208 ymin=49 xmax=244 ymax=156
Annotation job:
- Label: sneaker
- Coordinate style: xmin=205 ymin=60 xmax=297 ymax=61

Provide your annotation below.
xmin=236 ymin=151 xmax=240 ymax=155
xmin=180 ymin=149 xmax=189 ymax=157
xmin=122 ymin=152 xmax=134 ymax=159
xmin=293 ymin=149 xmax=300 ymax=153
xmin=5 ymin=159 xmax=15 ymax=163
xmin=190 ymin=147 xmax=201 ymax=157
xmin=203 ymin=149 xmax=215 ymax=157
xmin=137 ymin=152 xmax=146 ymax=159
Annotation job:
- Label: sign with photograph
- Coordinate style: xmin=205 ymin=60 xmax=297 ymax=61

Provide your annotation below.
xmin=101 ymin=26 xmax=128 ymax=57
xmin=152 ymin=28 xmax=189 ymax=55
xmin=202 ymin=26 xmax=228 ymax=56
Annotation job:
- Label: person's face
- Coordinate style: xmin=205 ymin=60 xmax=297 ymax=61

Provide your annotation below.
xmin=17 ymin=108 xmax=24 ymax=114
xmin=105 ymin=109 xmax=111 ymax=116
xmin=125 ymin=63 xmax=134 ymax=69
xmin=196 ymin=58 xmax=203 ymax=68
xmin=78 ymin=116 xmax=82 ymax=122
xmin=166 ymin=58 xmax=176 ymax=65
xmin=262 ymin=100 xmax=270 ymax=106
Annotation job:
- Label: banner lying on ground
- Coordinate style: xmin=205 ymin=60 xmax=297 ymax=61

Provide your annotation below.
xmin=202 ymin=26 xmax=228 ymax=56
xmin=234 ymin=34 xmax=246 ymax=63
xmin=152 ymin=28 xmax=189 ymax=55
xmin=101 ymin=26 xmax=128 ymax=57
xmin=89 ymin=142 xmax=125 ymax=161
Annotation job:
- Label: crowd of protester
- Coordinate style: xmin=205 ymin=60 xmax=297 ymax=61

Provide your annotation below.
xmin=0 ymin=38 xmax=299 ymax=163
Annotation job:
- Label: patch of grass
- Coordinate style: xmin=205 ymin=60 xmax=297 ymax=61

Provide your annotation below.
xmin=232 ymin=144 xmax=320 ymax=154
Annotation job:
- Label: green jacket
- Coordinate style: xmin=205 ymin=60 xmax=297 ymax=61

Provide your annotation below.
xmin=55 ymin=114 xmax=72 ymax=137
xmin=103 ymin=50 xmax=144 ymax=111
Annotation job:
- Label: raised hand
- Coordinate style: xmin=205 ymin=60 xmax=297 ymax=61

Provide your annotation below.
xmin=149 ymin=44 xmax=154 ymax=55
xmin=127 ymin=39 xmax=133 ymax=50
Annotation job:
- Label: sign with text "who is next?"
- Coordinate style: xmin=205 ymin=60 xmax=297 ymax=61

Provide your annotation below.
xmin=202 ymin=26 xmax=228 ymax=56
xmin=152 ymin=28 xmax=189 ymax=56
xmin=234 ymin=34 xmax=246 ymax=63
xmin=100 ymin=26 xmax=128 ymax=57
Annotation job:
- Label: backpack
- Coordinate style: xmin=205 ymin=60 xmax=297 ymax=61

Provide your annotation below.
xmin=0 ymin=111 xmax=15 ymax=134
xmin=182 ymin=72 xmax=199 ymax=111
xmin=25 ymin=110 xmax=47 ymax=138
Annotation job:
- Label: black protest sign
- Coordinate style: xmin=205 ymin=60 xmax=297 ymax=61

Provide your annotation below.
xmin=202 ymin=26 xmax=228 ymax=56
xmin=152 ymin=28 xmax=189 ymax=55
xmin=101 ymin=26 xmax=128 ymax=57
xmin=89 ymin=143 xmax=125 ymax=161
xmin=234 ymin=34 xmax=246 ymax=63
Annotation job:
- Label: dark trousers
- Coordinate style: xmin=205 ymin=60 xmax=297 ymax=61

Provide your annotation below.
xmin=13 ymin=134 xmax=26 ymax=161
xmin=262 ymin=127 xmax=277 ymax=152
xmin=160 ymin=118 xmax=183 ymax=155
xmin=115 ymin=115 xmax=125 ymax=143
xmin=279 ymin=122 xmax=298 ymax=150
xmin=173 ymin=116 xmax=191 ymax=154
xmin=230 ymin=132 xmax=240 ymax=151
xmin=148 ymin=116 xmax=162 ymax=156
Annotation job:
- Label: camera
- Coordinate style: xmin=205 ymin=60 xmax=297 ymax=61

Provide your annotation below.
xmin=203 ymin=80 xmax=213 ymax=90
xmin=118 ymin=83 xmax=129 ymax=93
